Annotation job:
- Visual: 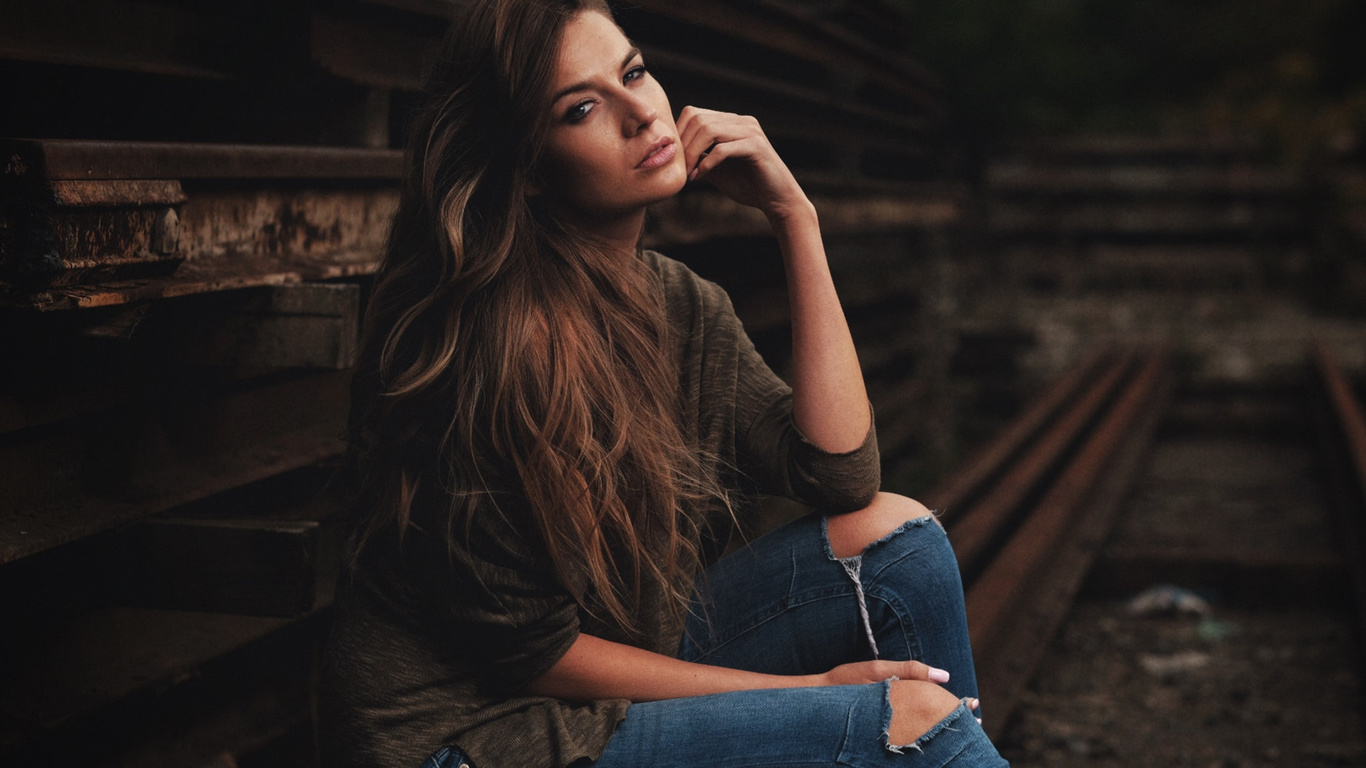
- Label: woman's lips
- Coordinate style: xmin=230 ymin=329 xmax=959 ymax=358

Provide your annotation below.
xmin=636 ymin=138 xmax=676 ymax=170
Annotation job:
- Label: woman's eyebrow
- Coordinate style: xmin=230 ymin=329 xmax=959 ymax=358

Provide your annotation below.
xmin=551 ymin=47 xmax=642 ymax=105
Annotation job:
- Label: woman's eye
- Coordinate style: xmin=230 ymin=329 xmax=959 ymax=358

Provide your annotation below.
xmin=624 ymin=65 xmax=647 ymax=84
xmin=565 ymin=100 xmax=595 ymax=122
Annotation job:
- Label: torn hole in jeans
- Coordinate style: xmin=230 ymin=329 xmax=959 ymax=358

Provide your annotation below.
xmin=882 ymin=684 xmax=971 ymax=756
xmin=824 ymin=514 xmax=938 ymax=662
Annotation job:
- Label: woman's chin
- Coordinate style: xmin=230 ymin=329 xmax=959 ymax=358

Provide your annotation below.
xmin=653 ymin=164 xmax=690 ymax=200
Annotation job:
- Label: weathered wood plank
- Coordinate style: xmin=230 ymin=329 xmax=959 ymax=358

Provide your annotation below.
xmin=13 ymin=140 xmax=402 ymax=181
xmin=112 ymin=517 xmax=321 ymax=617
xmin=0 ymin=607 xmax=322 ymax=765
xmin=1 ymin=370 xmax=349 ymax=565
xmin=182 ymin=284 xmax=361 ymax=370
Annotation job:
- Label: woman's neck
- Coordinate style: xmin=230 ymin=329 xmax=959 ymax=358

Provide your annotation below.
xmin=555 ymin=204 xmax=647 ymax=258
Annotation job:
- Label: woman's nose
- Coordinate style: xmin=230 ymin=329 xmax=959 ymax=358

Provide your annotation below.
xmin=621 ymin=93 xmax=658 ymax=135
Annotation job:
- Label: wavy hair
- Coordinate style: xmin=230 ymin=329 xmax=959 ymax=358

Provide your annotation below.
xmin=348 ymin=0 xmax=725 ymax=634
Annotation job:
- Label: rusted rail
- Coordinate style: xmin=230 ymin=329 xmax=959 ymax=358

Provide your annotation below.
xmin=1310 ymin=342 xmax=1366 ymax=667
xmin=944 ymin=351 xmax=1137 ymax=581
xmin=2 ymin=139 xmax=959 ymax=311
xmin=928 ymin=347 xmax=1172 ymax=738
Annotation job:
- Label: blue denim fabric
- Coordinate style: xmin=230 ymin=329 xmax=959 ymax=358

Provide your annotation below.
xmin=418 ymin=512 xmax=1006 ymax=768
xmin=420 ymin=746 xmax=470 ymax=768
xmin=680 ymin=513 xmax=980 ymax=701
xmin=591 ymin=512 xmax=1006 ymax=767
xmin=593 ymin=684 xmax=1002 ymax=768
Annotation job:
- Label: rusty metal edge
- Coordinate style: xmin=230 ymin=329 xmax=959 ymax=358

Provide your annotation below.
xmin=23 ymin=140 xmax=403 ymax=181
xmin=1314 ymin=342 xmax=1366 ymax=506
xmin=927 ymin=350 xmax=1111 ymax=521
xmin=1310 ymin=341 xmax=1366 ymax=674
xmin=971 ymin=349 xmax=1170 ymax=740
xmin=948 ymin=350 xmax=1138 ymax=579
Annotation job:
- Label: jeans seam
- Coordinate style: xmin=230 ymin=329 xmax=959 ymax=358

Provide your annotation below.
xmin=688 ymin=590 xmax=862 ymax=661
xmin=863 ymin=589 xmax=922 ymax=661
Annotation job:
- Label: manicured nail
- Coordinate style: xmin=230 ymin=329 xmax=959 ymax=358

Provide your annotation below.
xmin=976 ymin=718 xmax=983 ymax=725
xmin=688 ymin=167 xmax=698 ymax=181
xmin=968 ymin=698 xmax=980 ymax=710
xmin=927 ymin=667 xmax=950 ymax=683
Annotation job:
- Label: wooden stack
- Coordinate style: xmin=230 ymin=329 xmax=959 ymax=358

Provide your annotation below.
xmin=0 ymin=1 xmax=955 ymax=765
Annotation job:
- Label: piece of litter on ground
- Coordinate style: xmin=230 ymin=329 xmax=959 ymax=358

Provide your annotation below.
xmin=1139 ymin=651 xmax=1211 ymax=676
xmin=1127 ymin=583 xmax=1211 ymax=616
xmin=1197 ymin=616 xmax=1238 ymax=641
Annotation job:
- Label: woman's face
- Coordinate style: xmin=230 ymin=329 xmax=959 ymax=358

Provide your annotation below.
xmin=537 ymin=11 xmax=687 ymax=233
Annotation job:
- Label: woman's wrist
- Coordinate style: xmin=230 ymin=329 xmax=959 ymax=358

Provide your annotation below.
xmin=764 ymin=194 xmax=817 ymax=231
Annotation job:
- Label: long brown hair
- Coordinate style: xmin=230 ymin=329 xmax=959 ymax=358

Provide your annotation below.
xmin=349 ymin=0 xmax=724 ymax=633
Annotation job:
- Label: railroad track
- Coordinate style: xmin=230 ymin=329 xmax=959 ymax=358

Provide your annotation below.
xmin=924 ymin=347 xmax=1172 ymax=738
xmin=946 ymin=343 xmax=1366 ymax=756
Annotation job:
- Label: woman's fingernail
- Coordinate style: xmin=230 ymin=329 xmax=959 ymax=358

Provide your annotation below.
xmin=976 ymin=717 xmax=983 ymax=725
xmin=688 ymin=167 xmax=698 ymax=181
xmin=968 ymin=698 xmax=980 ymax=710
xmin=927 ymin=667 xmax=950 ymax=683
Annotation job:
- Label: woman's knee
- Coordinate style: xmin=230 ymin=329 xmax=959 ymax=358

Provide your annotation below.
xmin=826 ymin=491 xmax=938 ymax=559
xmin=886 ymin=679 xmax=964 ymax=747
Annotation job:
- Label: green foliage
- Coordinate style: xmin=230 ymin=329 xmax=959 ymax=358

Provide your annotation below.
xmin=892 ymin=0 xmax=1366 ymax=153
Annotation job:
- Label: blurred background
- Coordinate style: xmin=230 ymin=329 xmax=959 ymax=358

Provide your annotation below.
xmin=2 ymin=1 xmax=1365 ymax=766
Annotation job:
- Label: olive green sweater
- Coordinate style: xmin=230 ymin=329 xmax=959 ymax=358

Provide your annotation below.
xmin=320 ymin=251 xmax=881 ymax=768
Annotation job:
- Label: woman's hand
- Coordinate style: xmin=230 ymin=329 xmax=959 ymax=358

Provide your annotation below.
xmin=815 ymin=658 xmax=952 ymax=688
xmin=675 ymin=106 xmax=810 ymax=221
xmin=817 ymin=661 xmax=984 ymax=731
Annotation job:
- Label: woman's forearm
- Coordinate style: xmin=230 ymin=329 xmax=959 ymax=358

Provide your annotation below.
xmin=769 ymin=201 xmax=871 ymax=453
xmin=524 ymin=632 xmax=947 ymax=704
xmin=524 ymin=632 xmax=818 ymax=702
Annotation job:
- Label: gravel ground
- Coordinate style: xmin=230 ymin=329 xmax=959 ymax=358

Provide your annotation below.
xmin=997 ymin=600 xmax=1365 ymax=767
xmin=995 ymin=390 xmax=1366 ymax=767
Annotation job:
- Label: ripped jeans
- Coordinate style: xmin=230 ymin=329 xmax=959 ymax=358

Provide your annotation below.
xmin=592 ymin=512 xmax=1007 ymax=767
xmin=420 ymin=512 xmax=1006 ymax=768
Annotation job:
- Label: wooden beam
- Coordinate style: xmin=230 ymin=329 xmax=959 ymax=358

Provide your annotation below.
xmin=0 ymin=0 xmax=237 ymax=79
xmin=182 ymin=284 xmax=361 ymax=371
xmin=0 ymin=607 xmax=322 ymax=765
xmin=3 ymin=141 xmax=398 ymax=309
xmin=11 ymin=140 xmax=402 ymax=181
xmin=112 ymin=517 xmax=320 ymax=617
xmin=0 ymin=370 xmax=349 ymax=565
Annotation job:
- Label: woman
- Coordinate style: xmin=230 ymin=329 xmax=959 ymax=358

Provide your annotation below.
xmin=322 ymin=1 xmax=1008 ymax=767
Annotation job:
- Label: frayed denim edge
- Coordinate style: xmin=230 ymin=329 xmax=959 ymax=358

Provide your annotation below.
xmin=882 ymin=686 xmax=971 ymax=756
xmin=819 ymin=513 xmax=940 ymax=562
xmin=821 ymin=513 xmax=940 ymax=659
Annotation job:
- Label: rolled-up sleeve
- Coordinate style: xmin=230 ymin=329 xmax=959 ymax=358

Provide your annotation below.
xmin=732 ymin=325 xmax=882 ymax=513
xmin=682 ymin=267 xmax=880 ymax=513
